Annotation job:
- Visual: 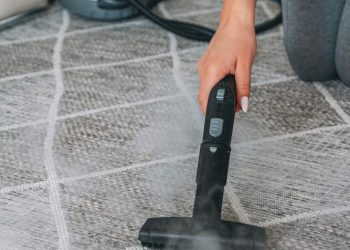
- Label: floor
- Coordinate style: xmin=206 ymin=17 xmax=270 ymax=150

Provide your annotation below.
xmin=1 ymin=0 xmax=350 ymax=249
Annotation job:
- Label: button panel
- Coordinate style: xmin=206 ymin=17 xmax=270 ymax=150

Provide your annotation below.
xmin=209 ymin=118 xmax=223 ymax=137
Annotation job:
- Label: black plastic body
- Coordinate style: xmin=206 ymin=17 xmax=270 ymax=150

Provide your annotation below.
xmin=60 ymin=0 xmax=281 ymax=41
xmin=138 ymin=75 xmax=266 ymax=249
xmin=192 ymin=75 xmax=236 ymax=222
xmin=139 ymin=217 xmax=266 ymax=250
xmin=59 ymin=0 xmax=162 ymax=21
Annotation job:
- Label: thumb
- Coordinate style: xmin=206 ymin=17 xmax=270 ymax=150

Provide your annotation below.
xmin=235 ymin=59 xmax=252 ymax=112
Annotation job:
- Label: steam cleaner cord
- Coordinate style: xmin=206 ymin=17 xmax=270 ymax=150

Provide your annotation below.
xmin=127 ymin=0 xmax=282 ymax=42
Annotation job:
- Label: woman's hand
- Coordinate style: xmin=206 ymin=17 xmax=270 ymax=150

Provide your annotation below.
xmin=197 ymin=0 xmax=256 ymax=113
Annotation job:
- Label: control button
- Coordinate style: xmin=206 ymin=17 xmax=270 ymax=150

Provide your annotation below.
xmin=209 ymin=118 xmax=223 ymax=137
xmin=209 ymin=146 xmax=217 ymax=153
xmin=216 ymin=88 xmax=225 ymax=102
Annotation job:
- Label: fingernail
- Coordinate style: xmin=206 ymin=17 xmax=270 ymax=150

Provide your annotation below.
xmin=241 ymin=96 xmax=249 ymax=113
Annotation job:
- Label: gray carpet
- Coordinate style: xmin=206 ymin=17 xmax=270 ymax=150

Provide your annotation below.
xmin=1 ymin=1 xmax=350 ymax=249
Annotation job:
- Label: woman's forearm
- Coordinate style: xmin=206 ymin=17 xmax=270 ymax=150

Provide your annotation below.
xmin=220 ymin=0 xmax=256 ymax=27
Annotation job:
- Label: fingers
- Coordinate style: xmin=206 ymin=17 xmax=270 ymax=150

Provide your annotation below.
xmin=235 ymin=57 xmax=252 ymax=112
xmin=198 ymin=56 xmax=252 ymax=113
xmin=197 ymin=58 xmax=231 ymax=113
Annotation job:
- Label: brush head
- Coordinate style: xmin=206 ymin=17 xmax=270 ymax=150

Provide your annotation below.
xmin=138 ymin=217 xmax=266 ymax=250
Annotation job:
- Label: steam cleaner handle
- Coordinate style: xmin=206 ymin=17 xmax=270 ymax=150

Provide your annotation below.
xmin=195 ymin=75 xmax=236 ymax=187
xmin=202 ymin=74 xmax=236 ymax=146
xmin=193 ymin=75 xmax=236 ymax=218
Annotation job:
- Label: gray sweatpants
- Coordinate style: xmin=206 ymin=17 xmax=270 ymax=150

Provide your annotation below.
xmin=282 ymin=0 xmax=350 ymax=86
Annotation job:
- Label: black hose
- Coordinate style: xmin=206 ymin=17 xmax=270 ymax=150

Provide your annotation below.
xmin=127 ymin=0 xmax=282 ymax=42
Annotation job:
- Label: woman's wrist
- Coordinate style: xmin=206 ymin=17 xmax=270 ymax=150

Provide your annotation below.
xmin=220 ymin=0 xmax=256 ymax=27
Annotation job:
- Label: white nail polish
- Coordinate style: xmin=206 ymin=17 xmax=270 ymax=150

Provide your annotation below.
xmin=241 ymin=96 xmax=249 ymax=113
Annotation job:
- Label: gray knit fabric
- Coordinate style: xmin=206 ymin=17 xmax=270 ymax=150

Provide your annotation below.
xmin=1 ymin=1 xmax=350 ymax=250
xmin=336 ymin=0 xmax=350 ymax=87
xmin=282 ymin=0 xmax=346 ymax=81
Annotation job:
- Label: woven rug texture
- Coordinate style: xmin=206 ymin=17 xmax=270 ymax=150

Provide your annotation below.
xmin=1 ymin=0 xmax=350 ymax=249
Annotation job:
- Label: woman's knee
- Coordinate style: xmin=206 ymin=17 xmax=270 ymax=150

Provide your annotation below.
xmin=282 ymin=0 xmax=345 ymax=81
